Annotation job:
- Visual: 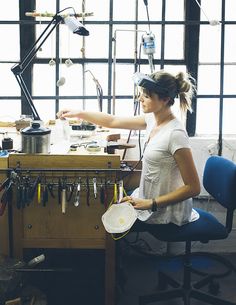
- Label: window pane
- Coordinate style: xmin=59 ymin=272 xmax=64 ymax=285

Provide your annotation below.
xmin=84 ymin=25 xmax=109 ymax=58
xmin=200 ymin=0 xmax=222 ymax=22
xmin=0 ymin=25 xmax=20 ymax=61
xmin=113 ymin=0 xmax=136 ymax=20
xmin=59 ymin=99 xmax=84 ymax=112
xmin=36 ymin=24 xmax=56 ymax=59
xmin=196 ymin=99 xmax=219 ymax=135
xmin=34 ymin=99 xmax=56 ymax=122
xmin=223 ymin=99 xmax=236 ymax=135
xmin=0 ymin=100 xmax=21 ymax=121
xmin=114 ymin=99 xmax=136 ymax=117
xmin=224 ymin=66 xmax=236 ymax=95
xmin=33 ymin=64 xmax=56 ymax=96
xmin=224 ymin=26 xmax=236 ymax=63
xmin=35 ymin=1 xmax=56 ymax=14
xmin=0 ymin=64 xmax=20 ymax=96
xmin=0 ymin=1 xmax=19 ymax=20
xmin=60 ymin=24 xmax=88 ymax=58
xmin=199 ymin=26 xmax=221 ymax=63
xmin=58 ymin=0 xmax=82 ymax=13
xmin=58 ymin=64 xmax=83 ymax=96
xmin=113 ymin=64 xmax=134 ymax=96
xmin=138 ymin=0 xmax=162 ymax=21
xmin=197 ymin=65 xmax=220 ymax=94
xmin=166 ymin=0 xmax=184 ymax=21
xmin=113 ymin=25 xmax=141 ymax=59
xmin=225 ymin=0 xmax=236 ymax=20
xmin=164 ymin=65 xmax=187 ymax=74
xmin=83 ymin=0 xmax=109 ymax=21
xmin=59 ymin=99 xmax=109 ymax=113
xmin=164 ymin=25 xmax=184 ymax=59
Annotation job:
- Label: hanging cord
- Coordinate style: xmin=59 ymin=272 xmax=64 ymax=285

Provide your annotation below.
xmin=194 ymin=0 xmax=220 ymax=26
xmin=143 ymin=0 xmax=151 ymax=32
xmin=85 ymin=70 xmax=103 ymax=112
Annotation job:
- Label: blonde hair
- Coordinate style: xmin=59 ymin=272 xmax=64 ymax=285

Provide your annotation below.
xmin=149 ymin=70 xmax=196 ymax=113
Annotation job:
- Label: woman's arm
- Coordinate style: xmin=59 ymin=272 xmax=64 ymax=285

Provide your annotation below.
xmin=57 ymin=109 xmax=146 ymax=130
xmin=127 ymin=148 xmax=200 ymax=209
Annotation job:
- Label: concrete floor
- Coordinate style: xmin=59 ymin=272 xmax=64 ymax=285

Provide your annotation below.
xmin=117 ymin=245 xmax=236 ymax=305
xmin=9 ymin=239 xmax=236 ymax=305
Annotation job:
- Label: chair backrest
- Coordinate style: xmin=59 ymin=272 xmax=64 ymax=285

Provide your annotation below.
xmin=203 ymin=156 xmax=236 ymax=210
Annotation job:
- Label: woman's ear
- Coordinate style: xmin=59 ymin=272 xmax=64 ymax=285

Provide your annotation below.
xmin=163 ymin=96 xmax=171 ymax=104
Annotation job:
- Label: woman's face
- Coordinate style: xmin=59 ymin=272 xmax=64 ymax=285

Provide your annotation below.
xmin=138 ymin=88 xmax=167 ymax=114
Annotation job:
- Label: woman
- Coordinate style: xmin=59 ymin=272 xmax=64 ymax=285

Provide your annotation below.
xmin=57 ymin=70 xmax=200 ymax=228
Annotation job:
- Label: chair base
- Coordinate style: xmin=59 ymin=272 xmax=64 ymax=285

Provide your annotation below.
xmin=139 ymin=241 xmax=236 ymax=305
xmin=139 ymin=286 xmax=236 ymax=305
xmin=139 ymin=261 xmax=236 ymax=305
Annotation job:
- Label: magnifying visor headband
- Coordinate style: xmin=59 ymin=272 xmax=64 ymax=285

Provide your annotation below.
xmin=133 ymin=72 xmax=177 ymax=99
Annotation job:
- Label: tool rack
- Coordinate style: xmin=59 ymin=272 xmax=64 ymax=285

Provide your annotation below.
xmin=0 ymin=153 xmax=121 ymax=305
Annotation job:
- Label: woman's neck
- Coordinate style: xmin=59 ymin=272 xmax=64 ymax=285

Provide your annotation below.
xmin=154 ymin=110 xmax=175 ymax=127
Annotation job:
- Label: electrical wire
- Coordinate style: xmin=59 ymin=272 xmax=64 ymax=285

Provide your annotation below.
xmin=193 ymin=0 xmax=220 ymax=26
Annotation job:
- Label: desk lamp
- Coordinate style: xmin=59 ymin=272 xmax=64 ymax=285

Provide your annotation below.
xmin=11 ymin=7 xmax=90 ymax=122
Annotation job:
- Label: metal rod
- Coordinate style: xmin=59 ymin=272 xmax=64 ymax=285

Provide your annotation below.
xmin=2 ymin=168 xmax=122 ymax=172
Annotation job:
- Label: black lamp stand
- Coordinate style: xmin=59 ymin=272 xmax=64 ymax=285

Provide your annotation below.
xmin=11 ymin=14 xmax=63 ymax=121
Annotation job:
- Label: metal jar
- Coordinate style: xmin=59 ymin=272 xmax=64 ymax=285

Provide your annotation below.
xmin=21 ymin=122 xmax=51 ymax=153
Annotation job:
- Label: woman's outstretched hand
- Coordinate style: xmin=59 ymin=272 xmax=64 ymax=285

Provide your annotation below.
xmin=56 ymin=109 xmax=82 ymax=120
xmin=120 ymin=196 xmax=152 ymax=210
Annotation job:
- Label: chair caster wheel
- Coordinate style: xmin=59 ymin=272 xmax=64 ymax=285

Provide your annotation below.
xmin=208 ymin=280 xmax=220 ymax=295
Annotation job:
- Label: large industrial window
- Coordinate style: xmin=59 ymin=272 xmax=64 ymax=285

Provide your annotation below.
xmin=196 ymin=0 xmax=236 ymax=137
xmin=0 ymin=0 xmax=235 ymax=140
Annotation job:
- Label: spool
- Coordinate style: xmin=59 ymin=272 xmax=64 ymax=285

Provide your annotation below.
xmin=86 ymin=144 xmax=101 ymax=152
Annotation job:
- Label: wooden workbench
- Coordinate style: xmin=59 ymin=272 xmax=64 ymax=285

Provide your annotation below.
xmin=0 ymin=152 xmax=121 ymax=305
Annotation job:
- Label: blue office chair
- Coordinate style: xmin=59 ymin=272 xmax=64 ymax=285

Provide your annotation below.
xmin=139 ymin=155 xmax=236 ymax=305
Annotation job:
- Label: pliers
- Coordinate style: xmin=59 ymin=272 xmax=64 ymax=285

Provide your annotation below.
xmin=0 ymin=178 xmax=13 ymax=216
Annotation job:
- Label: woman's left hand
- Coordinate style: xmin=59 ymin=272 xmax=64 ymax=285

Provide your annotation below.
xmin=121 ymin=196 xmax=152 ymax=210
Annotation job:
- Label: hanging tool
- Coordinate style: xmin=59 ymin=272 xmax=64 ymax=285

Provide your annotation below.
xmin=16 ymin=180 xmax=23 ymax=210
xmin=47 ymin=182 xmax=55 ymax=198
xmin=37 ymin=177 xmax=42 ymax=204
xmin=113 ymin=181 xmax=118 ymax=204
xmin=93 ymin=177 xmax=97 ymax=199
xmin=24 ymin=175 xmax=31 ymax=206
xmin=58 ymin=178 xmax=62 ymax=205
xmin=104 ymin=178 xmax=108 ymax=208
xmin=0 ymin=180 xmax=13 ymax=216
xmin=66 ymin=180 xmax=76 ymax=203
xmin=29 ymin=176 xmax=40 ymax=202
xmin=0 ymin=172 xmax=17 ymax=216
xmin=42 ymin=177 xmax=49 ymax=207
xmin=0 ymin=177 xmax=10 ymax=191
xmin=74 ymin=178 xmax=81 ymax=207
xmin=86 ymin=177 xmax=90 ymax=206
xmin=118 ymin=180 xmax=124 ymax=203
xmin=141 ymin=0 xmax=156 ymax=73
xmin=100 ymin=179 xmax=105 ymax=205
xmin=61 ymin=178 xmax=67 ymax=214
